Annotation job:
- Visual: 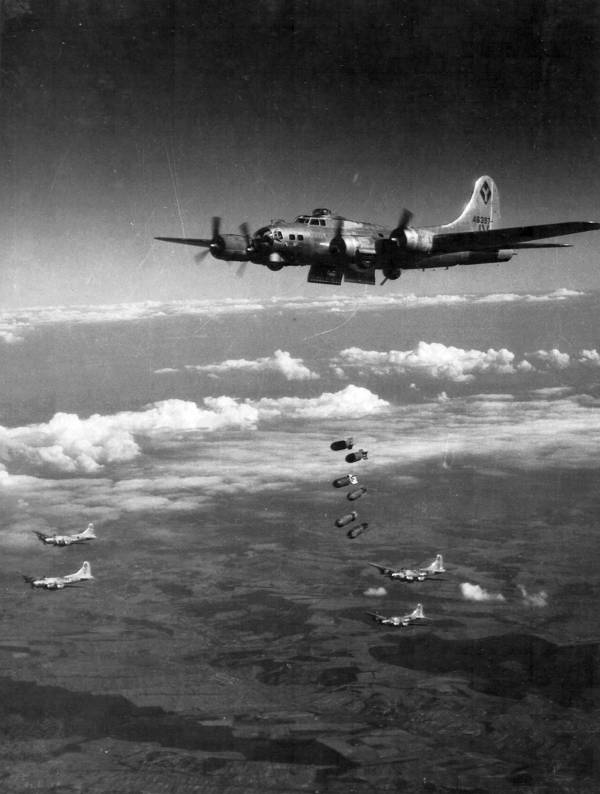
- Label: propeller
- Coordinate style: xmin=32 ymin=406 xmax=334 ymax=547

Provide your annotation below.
xmin=381 ymin=208 xmax=413 ymax=284
xmin=390 ymin=208 xmax=413 ymax=241
xmin=194 ymin=249 xmax=211 ymax=264
xmin=329 ymin=217 xmax=346 ymax=258
xmin=191 ymin=216 xmax=224 ymax=264
xmin=239 ymin=222 xmax=251 ymax=248
xmin=236 ymin=223 xmax=252 ymax=277
xmin=209 ymin=216 xmax=225 ymax=257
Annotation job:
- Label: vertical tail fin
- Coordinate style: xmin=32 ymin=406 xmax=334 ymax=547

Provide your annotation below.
xmin=81 ymin=523 xmax=96 ymax=539
xmin=74 ymin=561 xmax=93 ymax=580
xmin=424 ymin=554 xmax=445 ymax=573
xmin=434 ymin=176 xmax=499 ymax=233
xmin=412 ymin=603 xmax=425 ymax=620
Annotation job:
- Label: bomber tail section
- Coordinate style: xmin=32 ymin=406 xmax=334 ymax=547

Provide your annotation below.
xmin=72 ymin=561 xmax=93 ymax=581
xmin=433 ymin=176 xmax=499 ymax=233
xmin=410 ymin=603 xmax=425 ymax=620
xmin=80 ymin=523 xmax=96 ymax=539
xmin=424 ymin=554 xmax=445 ymax=574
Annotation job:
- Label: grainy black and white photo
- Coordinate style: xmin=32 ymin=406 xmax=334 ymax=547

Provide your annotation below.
xmin=0 ymin=2 xmax=599 ymax=791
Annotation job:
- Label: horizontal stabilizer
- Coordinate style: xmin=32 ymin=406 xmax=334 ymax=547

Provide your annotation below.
xmin=307 ymin=264 xmax=343 ymax=285
xmin=510 ymin=242 xmax=572 ymax=249
xmin=154 ymin=236 xmax=212 ymax=247
xmin=344 ymin=268 xmax=376 ymax=285
xmin=433 ymin=221 xmax=600 ymax=253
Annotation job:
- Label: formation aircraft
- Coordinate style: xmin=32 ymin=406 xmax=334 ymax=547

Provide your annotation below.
xmin=368 ymin=603 xmax=428 ymax=627
xmin=33 ymin=523 xmax=96 ymax=547
xmin=368 ymin=554 xmax=445 ymax=582
xmin=155 ymin=176 xmax=600 ymax=285
xmin=22 ymin=561 xmax=94 ymax=590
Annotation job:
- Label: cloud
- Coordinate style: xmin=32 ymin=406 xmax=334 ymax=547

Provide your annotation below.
xmin=154 ymin=367 xmax=179 ymax=374
xmin=518 ymin=585 xmax=548 ymax=607
xmin=527 ymin=348 xmax=571 ymax=370
xmin=334 ymin=342 xmax=524 ymax=382
xmin=186 ymin=349 xmax=319 ymax=381
xmin=0 ymin=289 xmax=585 ymax=336
xmin=0 ymin=386 xmax=388 ymax=475
xmin=363 ymin=587 xmax=387 ymax=597
xmin=578 ymin=349 xmax=600 ymax=367
xmin=252 ymin=384 xmax=389 ymax=419
xmin=333 ymin=342 xmax=600 ymax=381
xmin=0 ymin=327 xmax=26 ymax=344
xmin=460 ymin=582 xmax=506 ymax=602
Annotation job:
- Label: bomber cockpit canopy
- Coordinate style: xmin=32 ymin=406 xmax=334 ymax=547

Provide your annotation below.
xmin=294 ymin=208 xmax=334 ymax=225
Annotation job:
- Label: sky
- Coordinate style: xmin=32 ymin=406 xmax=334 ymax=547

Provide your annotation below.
xmin=0 ymin=0 xmax=599 ymax=306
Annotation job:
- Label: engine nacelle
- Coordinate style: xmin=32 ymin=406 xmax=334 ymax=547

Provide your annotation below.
xmin=331 ymin=236 xmax=377 ymax=271
xmin=213 ymin=234 xmax=249 ymax=262
xmin=403 ymin=228 xmax=434 ymax=253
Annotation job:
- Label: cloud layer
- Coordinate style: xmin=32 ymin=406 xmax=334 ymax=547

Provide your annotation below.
xmin=0 ymin=287 xmax=586 ymax=342
xmin=333 ymin=342 xmax=600 ymax=382
xmin=0 ymin=386 xmax=388 ymax=475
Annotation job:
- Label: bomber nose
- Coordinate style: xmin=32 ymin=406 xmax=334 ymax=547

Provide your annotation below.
xmin=248 ymin=228 xmax=273 ymax=258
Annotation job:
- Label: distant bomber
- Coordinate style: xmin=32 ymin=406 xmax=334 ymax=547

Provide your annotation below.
xmin=330 ymin=438 xmax=354 ymax=451
xmin=22 ymin=561 xmax=94 ymax=590
xmin=368 ymin=554 xmax=446 ymax=582
xmin=368 ymin=604 xmax=428 ymax=627
xmin=33 ymin=523 xmax=96 ymax=547
xmin=156 ymin=176 xmax=600 ymax=286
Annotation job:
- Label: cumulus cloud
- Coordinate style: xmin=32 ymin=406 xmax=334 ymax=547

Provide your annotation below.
xmin=527 ymin=348 xmax=571 ymax=370
xmin=253 ymin=384 xmax=388 ymax=419
xmin=334 ymin=342 xmax=525 ymax=382
xmin=333 ymin=342 xmax=600 ymax=381
xmin=460 ymin=582 xmax=506 ymax=602
xmin=0 ymin=386 xmax=388 ymax=475
xmin=363 ymin=587 xmax=387 ymax=597
xmin=186 ymin=349 xmax=319 ymax=381
xmin=518 ymin=585 xmax=548 ymax=607
xmin=578 ymin=349 xmax=600 ymax=367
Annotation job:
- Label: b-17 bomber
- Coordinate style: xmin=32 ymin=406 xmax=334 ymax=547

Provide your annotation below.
xmin=22 ymin=561 xmax=94 ymax=590
xmin=368 ymin=554 xmax=446 ymax=583
xmin=33 ymin=522 xmax=96 ymax=547
xmin=368 ymin=603 xmax=428 ymax=627
xmin=155 ymin=176 xmax=600 ymax=286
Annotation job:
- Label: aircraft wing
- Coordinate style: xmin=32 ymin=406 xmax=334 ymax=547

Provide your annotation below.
xmin=432 ymin=221 xmax=600 ymax=253
xmin=154 ymin=237 xmax=212 ymax=247
xmin=368 ymin=562 xmax=392 ymax=575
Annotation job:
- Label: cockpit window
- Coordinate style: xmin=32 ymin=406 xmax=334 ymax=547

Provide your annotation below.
xmin=274 ymin=230 xmax=283 ymax=241
xmin=294 ymin=216 xmax=309 ymax=224
xmin=309 ymin=218 xmax=320 ymax=226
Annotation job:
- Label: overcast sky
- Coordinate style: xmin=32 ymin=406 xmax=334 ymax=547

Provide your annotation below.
xmin=0 ymin=0 xmax=598 ymax=306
